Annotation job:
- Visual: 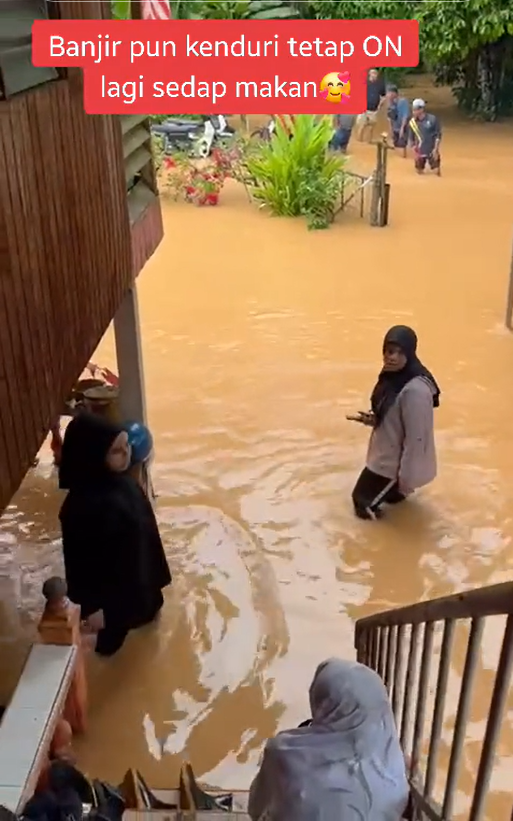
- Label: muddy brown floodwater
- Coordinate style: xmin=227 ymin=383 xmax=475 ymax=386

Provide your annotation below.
xmin=2 ymin=82 xmax=513 ymax=818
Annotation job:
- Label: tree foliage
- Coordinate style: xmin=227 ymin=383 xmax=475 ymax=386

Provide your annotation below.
xmin=116 ymin=0 xmax=513 ymax=117
xmin=111 ymin=0 xmax=131 ymax=19
xmin=306 ymin=0 xmax=513 ymax=63
xmin=171 ymin=0 xmax=299 ymax=19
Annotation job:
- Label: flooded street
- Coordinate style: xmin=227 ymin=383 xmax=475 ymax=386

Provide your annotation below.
xmin=2 ymin=86 xmax=513 ymax=816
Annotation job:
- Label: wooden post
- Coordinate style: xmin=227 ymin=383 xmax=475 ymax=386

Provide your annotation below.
xmin=505 ymin=234 xmax=513 ymax=330
xmin=38 ymin=577 xmax=87 ymax=734
xmin=370 ymin=141 xmax=383 ymax=227
xmin=379 ymin=136 xmax=389 ymax=227
xmin=113 ymin=286 xmax=148 ymax=426
xmin=382 ymin=183 xmax=391 ymax=227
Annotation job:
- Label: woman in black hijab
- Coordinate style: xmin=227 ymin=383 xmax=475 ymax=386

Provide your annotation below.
xmin=348 ymin=326 xmax=440 ymax=520
xmin=58 ymin=413 xmax=172 ymax=656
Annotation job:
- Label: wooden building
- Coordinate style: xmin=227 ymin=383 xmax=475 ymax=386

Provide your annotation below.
xmin=0 ymin=0 xmax=162 ymax=512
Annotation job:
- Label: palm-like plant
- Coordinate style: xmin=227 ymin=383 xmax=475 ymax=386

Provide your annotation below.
xmin=245 ymin=115 xmax=345 ymax=229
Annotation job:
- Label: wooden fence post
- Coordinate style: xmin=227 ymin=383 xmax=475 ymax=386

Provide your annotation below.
xmin=505 ymin=234 xmax=513 ymax=330
xmin=370 ymin=136 xmax=390 ymax=228
xmin=379 ymin=139 xmax=389 ymax=226
xmin=370 ymin=142 xmax=382 ymax=227
xmin=38 ymin=577 xmax=87 ymax=734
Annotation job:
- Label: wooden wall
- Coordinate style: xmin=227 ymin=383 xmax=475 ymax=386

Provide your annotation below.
xmin=131 ymin=197 xmax=164 ymax=278
xmin=0 ymin=1 xmax=163 ymax=511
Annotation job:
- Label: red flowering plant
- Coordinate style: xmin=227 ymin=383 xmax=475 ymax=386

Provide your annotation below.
xmin=158 ymin=142 xmax=249 ymax=206
xmin=184 ymin=164 xmax=224 ymax=206
xmin=158 ymin=146 xmax=238 ymax=206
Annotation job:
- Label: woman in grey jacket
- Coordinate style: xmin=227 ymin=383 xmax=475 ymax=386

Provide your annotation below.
xmin=349 ymin=326 xmax=440 ymax=520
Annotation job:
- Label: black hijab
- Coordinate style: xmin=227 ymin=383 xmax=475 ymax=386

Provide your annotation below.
xmin=58 ymin=412 xmax=172 ymax=625
xmin=58 ymin=413 xmax=125 ymax=491
xmin=370 ymin=326 xmax=440 ymax=426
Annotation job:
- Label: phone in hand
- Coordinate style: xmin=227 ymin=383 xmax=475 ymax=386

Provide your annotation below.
xmin=346 ymin=411 xmax=375 ymax=427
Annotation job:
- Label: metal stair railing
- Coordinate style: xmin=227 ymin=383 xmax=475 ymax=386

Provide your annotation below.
xmin=355 ymin=582 xmax=513 ymax=821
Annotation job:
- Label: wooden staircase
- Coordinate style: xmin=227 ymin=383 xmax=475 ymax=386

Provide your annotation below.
xmin=2 ymin=579 xmax=513 ymax=820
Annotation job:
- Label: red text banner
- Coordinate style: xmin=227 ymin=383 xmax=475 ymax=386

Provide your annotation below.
xmin=32 ymin=19 xmax=419 ymax=115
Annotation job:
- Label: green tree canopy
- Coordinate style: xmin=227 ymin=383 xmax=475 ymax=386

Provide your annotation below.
xmin=113 ymin=0 xmax=513 ymax=117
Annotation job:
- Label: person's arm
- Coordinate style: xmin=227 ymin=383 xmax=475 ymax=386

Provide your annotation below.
xmin=399 ymin=102 xmax=409 ymax=136
xmin=398 ymin=385 xmax=434 ymax=493
xmin=432 ymin=116 xmax=442 ymax=155
xmin=407 ymin=119 xmax=416 ymax=148
xmin=346 ymin=411 xmax=375 ymax=427
xmin=60 ymin=503 xmax=103 ymax=618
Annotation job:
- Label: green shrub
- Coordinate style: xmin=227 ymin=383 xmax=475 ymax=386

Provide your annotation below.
xmin=245 ymin=114 xmax=346 ymax=229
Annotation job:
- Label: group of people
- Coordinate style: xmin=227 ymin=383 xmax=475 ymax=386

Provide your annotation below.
xmin=49 ymin=327 xmax=439 ymax=819
xmin=331 ymin=68 xmax=443 ymax=175
xmin=54 ymin=324 xmax=439 ymax=661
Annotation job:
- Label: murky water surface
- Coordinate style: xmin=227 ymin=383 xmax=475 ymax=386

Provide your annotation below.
xmin=2 ymin=84 xmax=513 ymax=818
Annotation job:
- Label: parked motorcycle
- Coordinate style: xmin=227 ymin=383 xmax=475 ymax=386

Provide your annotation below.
xmin=250 ymin=116 xmax=276 ymax=143
xmin=151 ymin=114 xmax=235 ymax=158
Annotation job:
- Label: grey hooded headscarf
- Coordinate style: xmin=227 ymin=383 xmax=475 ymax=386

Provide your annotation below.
xmin=248 ymin=658 xmax=409 ymax=821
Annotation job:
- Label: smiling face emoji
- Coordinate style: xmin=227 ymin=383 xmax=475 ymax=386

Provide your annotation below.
xmin=319 ymin=72 xmax=351 ymax=104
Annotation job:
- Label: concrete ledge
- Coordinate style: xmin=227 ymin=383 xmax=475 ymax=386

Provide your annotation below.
xmin=0 ymin=644 xmax=76 ymax=812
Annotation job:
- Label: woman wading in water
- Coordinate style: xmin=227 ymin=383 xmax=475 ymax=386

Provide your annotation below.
xmin=349 ymin=326 xmax=440 ymax=520
xmin=59 ymin=413 xmax=171 ymax=656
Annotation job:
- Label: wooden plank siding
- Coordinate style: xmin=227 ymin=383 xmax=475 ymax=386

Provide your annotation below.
xmin=131 ymin=197 xmax=164 ymax=277
xmin=0 ymin=0 xmax=164 ymax=513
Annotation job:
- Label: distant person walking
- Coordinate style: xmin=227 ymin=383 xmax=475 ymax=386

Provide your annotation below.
xmin=408 ymin=99 xmax=442 ymax=175
xmin=330 ymin=113 xmax=356 ymax=153
xmin=348 ymin=326 xmax=441 ymax=521
xmin=386 ymin=85 xmax=410 ymax=158
xmin=357 ymin=69 xmax=386 ymax=143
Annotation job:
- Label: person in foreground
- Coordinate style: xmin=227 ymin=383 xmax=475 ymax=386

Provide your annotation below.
xmin=248 ymin=658 xmax=409 ymax=821
xmin=349 ymin=325 xmax=440 ymax=520
xmin=58 ymin=412 xmax=172 ymax=656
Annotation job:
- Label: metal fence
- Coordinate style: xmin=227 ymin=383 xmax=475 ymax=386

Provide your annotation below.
xmin=339 ymin=170 xmax=374 ymax=221
xmin=355 ymin=582 xmax=513 ymax=821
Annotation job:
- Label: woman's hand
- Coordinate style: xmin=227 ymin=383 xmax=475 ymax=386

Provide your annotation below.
xmin=346 ymin=411 xmax=375 ymax=427
xmin=83 ymin=609 xmax=104 ymax=632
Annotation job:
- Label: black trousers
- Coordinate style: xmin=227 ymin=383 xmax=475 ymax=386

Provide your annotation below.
xmin=352 ymin=467 xmax=405 ymax=519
